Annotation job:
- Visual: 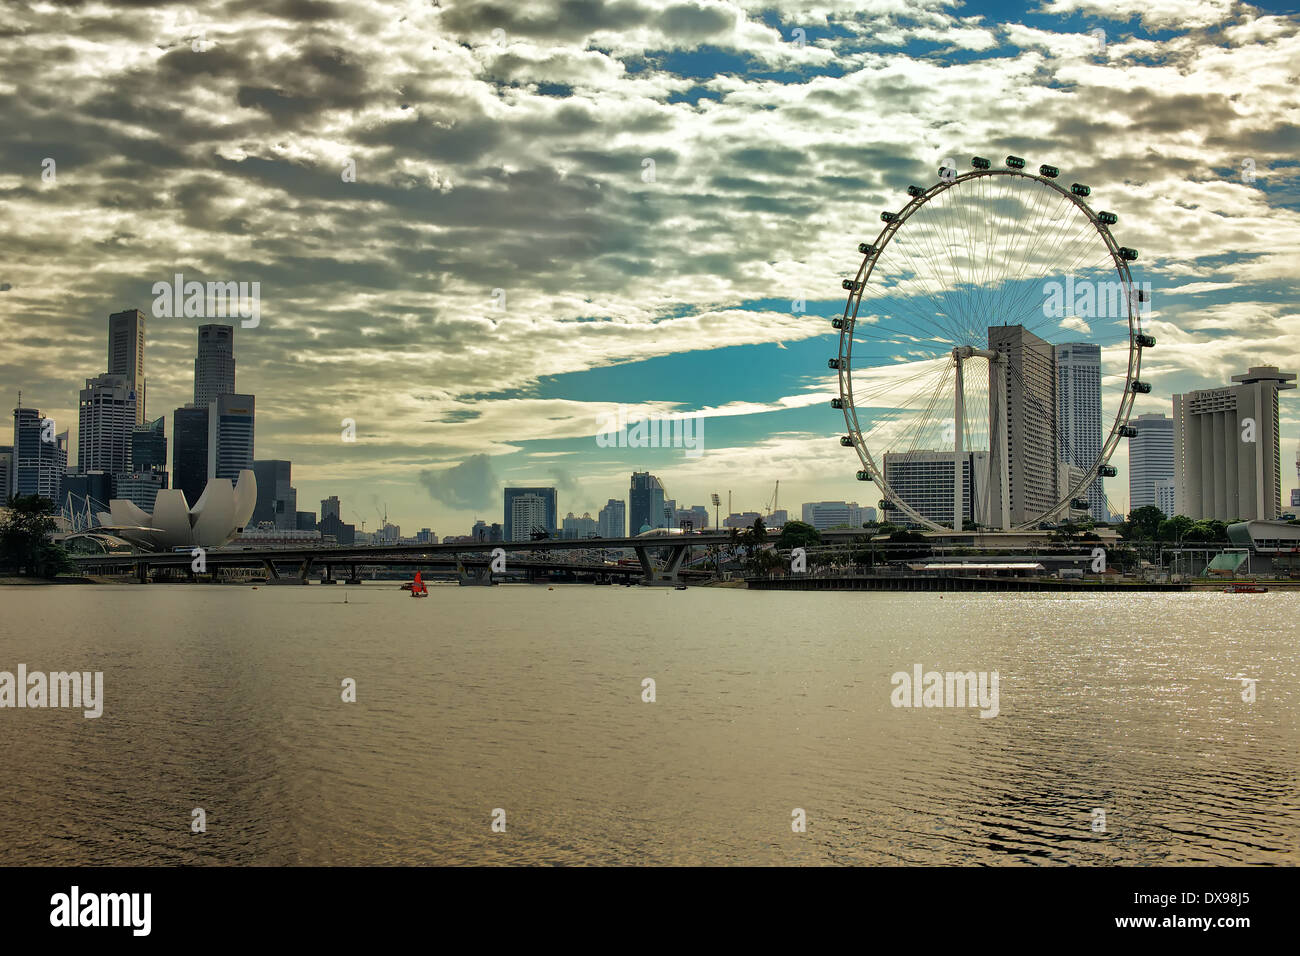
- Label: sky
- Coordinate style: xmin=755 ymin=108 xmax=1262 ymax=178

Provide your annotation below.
xmin=2 ymin=0 xmax=1298 ymax=535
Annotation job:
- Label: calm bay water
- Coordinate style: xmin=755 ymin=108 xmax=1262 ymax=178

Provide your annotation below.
xmin=0 ymin=583 xmax=1296 ymax=866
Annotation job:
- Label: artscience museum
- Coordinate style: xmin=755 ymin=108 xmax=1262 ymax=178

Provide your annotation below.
xmin=70 ymin=470 xmax=257 ymax=552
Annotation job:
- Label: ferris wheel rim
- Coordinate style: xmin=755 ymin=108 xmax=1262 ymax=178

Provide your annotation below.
xmin=834 ymin=165 xmax=1146 ymax=533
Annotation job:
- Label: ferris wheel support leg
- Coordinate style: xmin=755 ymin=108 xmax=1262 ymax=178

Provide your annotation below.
xmin=953 ymin=351 xmax=964 ymax=532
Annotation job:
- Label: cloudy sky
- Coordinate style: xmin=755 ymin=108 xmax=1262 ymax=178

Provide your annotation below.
xmin=2 ymin=0 xmax=1298 ymax=534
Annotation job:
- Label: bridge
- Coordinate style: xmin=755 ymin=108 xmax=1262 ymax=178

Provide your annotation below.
xmin=70 ymin=532 xmax=748 ymax=586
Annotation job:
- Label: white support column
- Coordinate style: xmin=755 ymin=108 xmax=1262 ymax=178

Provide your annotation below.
xmin=953 ymin=349 xmax=964 ymax=532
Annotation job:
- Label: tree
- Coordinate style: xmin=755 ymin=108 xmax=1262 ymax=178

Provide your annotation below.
xmin=0 ymin=495 xmax=73 ymax=577
xmin=1120 ymin=505 xmax=1164 ymax=540
xmin=1157 ymin=514 xmax=1195 ymax=542
xmin=776 ymin=520 xmax=820 ymax=551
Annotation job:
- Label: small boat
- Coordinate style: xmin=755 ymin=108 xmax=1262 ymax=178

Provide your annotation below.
xmin=674 ymin=585 xmax=688 ymax=590
xmin=409 ymin=571 xmax=429 ymax=598
xmin=1223 ymin=583 xmax=1268 ymax=593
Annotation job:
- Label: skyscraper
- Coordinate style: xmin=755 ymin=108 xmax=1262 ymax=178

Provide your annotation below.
xmin=1174 ymin=366 xmax=1296 ymax=521
xmin=1128 ymin=413 xmax=1175 ymax=514
xmin=172 ymin=405 xmax=209 ymax=505
xmin=801 ymin=501 xmax=873 ymax=531
xmin=78 ymin=373 xmax=136 ymax=477
xmin=11 ymin=406 xmax=67 ymax=502
xmin=195 ymin=324 xmax=235 ymax=407
xmin=509 ymin=493 xmax=549 ymax=541
xmin=207 ymin=393 xmax=255 ymax=481
xmin=0 ymin=445 xmax=11 ymax=507
xmin=884 ymin=451 xmax=989 ymax=529
xmin=131 ymin=417 xmax=168 ymax=474
xmin=628 ymin=471 xmax=666 ymax=533
xmin=989 ymin=325 xmax=1057 ymax=526
xmin=107 ymin=308 xmax=146 ymax=424
xmin=597 ymin=498 xmax=626 ymax=538
xmin=502 ymin=486 xmax=557 ymax=540
xmin=252 ymin=460 xmax=296 ymax=529
xmin=1055 ymin=342 xmax=1105 ymax=519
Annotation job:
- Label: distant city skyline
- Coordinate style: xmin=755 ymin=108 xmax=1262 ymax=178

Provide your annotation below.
xmin=2 ymin=2 xmax=1298 ymax=533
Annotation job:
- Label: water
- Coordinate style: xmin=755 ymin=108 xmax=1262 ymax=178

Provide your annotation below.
xmin=0 ymin=583 xmax=1296 ymax=865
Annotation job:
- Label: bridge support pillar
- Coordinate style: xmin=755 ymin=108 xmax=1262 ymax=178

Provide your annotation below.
xmin=136 ymin=561 xmax=149 ymax=584
xmin=297 ymin=557 xmax=314 ymax=583
xmin=348 ymin=564 xmax=360 ymax=585
xmin=635 ymin=542 xmax=689 ymax=585
xmin=262 ymin=559 xmax=280 ymax=581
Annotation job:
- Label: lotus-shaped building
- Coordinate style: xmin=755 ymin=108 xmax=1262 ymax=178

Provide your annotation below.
xmin=93 ymin=470 xmax=257 ymax=551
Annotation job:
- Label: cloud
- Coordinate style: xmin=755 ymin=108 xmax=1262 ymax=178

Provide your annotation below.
xmin=418 ymin=454 xmax=499 ymax=510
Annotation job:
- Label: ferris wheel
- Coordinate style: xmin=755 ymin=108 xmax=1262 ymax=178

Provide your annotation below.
xmin=830 ymin=155 xmax=1155 ymax=532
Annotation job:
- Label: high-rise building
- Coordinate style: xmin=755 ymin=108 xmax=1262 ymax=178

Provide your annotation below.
xmin=107 ymin=308 xmax=146 ymax=424
xmin=195 ymin=324 xmax=236 ymax=407
xmin=883 ymin=450 xmax=990 ymax=529
xmin=172 ymin=405 xmax=209 ymax=505
xmin=1174 ymin=366 xmax=1296 ymax=520
xmin=78 ymin=374 xmax=136 ymax=476
xmin=253 ymin=460 xmax=296 ymax=530
xmin=0 ymin=445 xmax=11 ymax=507
xmin=207 ymin=393 xmax=255 ymax=481
xmin=1155 ymin=478 xmax=1176 ymax=517
xmin=131 ymin=417 xmax=167 ymax=473
xmin=1128 ymin=413 xmax=1175 ymax=514
xmin=990 ymin=325 xmax=1057 ymax=526
xmin=11 ymin=406 xmax=68 ymax=502
xmin=62 ymin=470 xmax=112 ymax=517
xmin=628 ymin=472 xmax=666 ymax=533
xmin=673 ymin=504 xmax=710 ymax=530
xmin=801 ymin=501 xmax=873 ymax=531
xmin=509 ymin=492 xmax=550 ymax=541
xmin=561 ymin=512 xmax=598 ymax=538
xmin=1055 ymin=342 xmax=1105 ymax=519
xmin=597 ymin=499 xmax=626 ymax=538
xmin=112 ymin=471 xmax=166 ymax=513
xmin=416 ymin=528 xmax=439 ymax=544
xmin=503 ymin=486 xmax=557 ymax=540
xmin=296 ymin=510 xmax=317 ymax=532
xmin=321 ymin=496 xmax=341 ymax=523
xmin=470 ymin=520 xmax=501 ymax=542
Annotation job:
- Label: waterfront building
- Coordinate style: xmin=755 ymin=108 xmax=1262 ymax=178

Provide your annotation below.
xmin=561 ymin=511 xmax=598 ymax=539
xmin=1055 ymin=342 xmax=1105 ymax=518
xmin=989 ymin=324 xmax=1057 ymax=526
xmin=171 ymin=405 xmax=209 ymax=505
xmin=1174 ymin=366 xmax=1296 ymax=521
xmin=628 ymin=472 xmax=666 ymax=533
xmin=195 ymin=324 xmax=235 ymax=407
xmin=207 ymin=393 xmax=255 ymax=481
xmin=597 ymin=499 xmax=626 ymax=538
xmin=883 ymin=450 xmax=990 ymax=529
xmin=510 ymin=493 xmax=550 ymax=541
xmin=78 ymin=373 xmax=136 ymax=476
xmin=801 ymin=500 xmax=874 ymax=531
xmin=1128 ymin=413 xmax=1175 ymax=514
xmin=252 ymin=460 xmax=296 ymax=530
xmin=503 ymin=486 xmax=557 ymax=540
xmin=112 ymin=471 xmax=166 ymax=513
xmin=107 ymin=308 xmax=146 ymax=424
xmin=0 ymin=444 xmax=10 ymax=506
xmin=11 ymin=405 xmax=67 ymax=502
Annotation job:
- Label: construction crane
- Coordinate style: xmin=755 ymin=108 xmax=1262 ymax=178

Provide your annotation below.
xmin=763 ymin=480 xmax=780 ymax=518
